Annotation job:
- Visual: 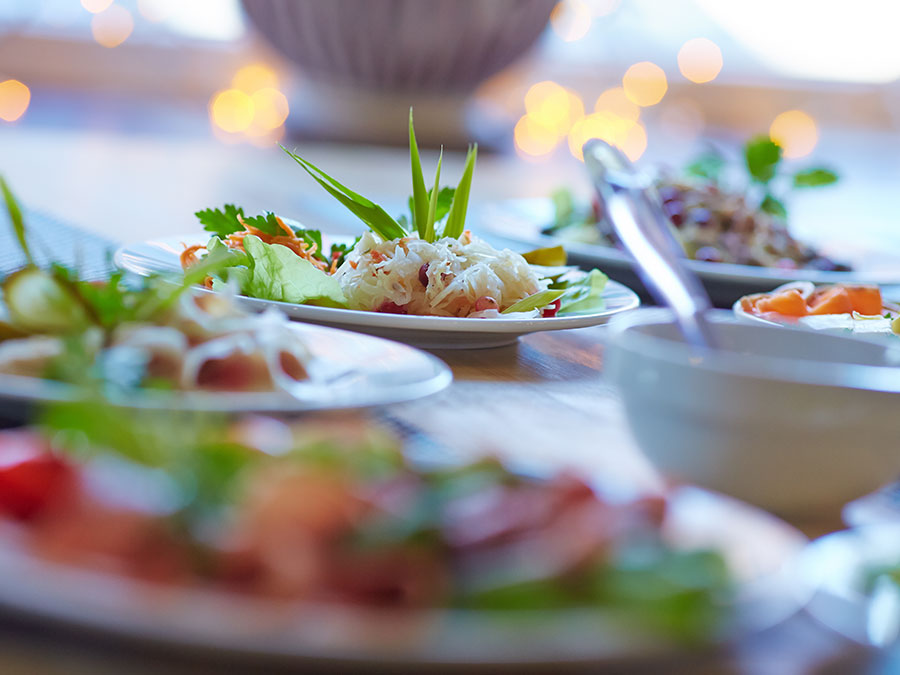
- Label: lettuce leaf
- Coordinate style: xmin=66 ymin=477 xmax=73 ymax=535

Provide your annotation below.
xmin=557 ymin=269 xmax=608 ymax=315
xmin=239 ymin=235 xmax=347 ymax=308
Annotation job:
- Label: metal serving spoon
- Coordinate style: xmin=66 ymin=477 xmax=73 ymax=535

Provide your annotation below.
xmin=583 ymin=139 xmax=718 ymax=351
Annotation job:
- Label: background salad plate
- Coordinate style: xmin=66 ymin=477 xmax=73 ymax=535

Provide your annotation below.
xmin=477 ymin=198 xmax=900 ymax=307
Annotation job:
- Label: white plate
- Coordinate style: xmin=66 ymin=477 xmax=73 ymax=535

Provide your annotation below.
xmin=0 ymin=321 xmax=451 ymax=421
xmin=799 ymin=524 xmax=900 ymax=646
xmin=732 ymin=281 xmax=898 ymax=339
xmin=114 ymin=235 xmax=640 ymax=349
xmin=0 ymin=486 xmax=807 ymax=669
xmin=477 ymin=198 xmax=900 ymax=306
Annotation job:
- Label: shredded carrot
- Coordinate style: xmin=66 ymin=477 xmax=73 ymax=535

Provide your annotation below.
xmin=203 ymin=276 xmax=214 ymax=289
xmin=181 ymin=215 xmax=339 ymax=275
xmin=180 ymin=243 xmax=206 ymax=269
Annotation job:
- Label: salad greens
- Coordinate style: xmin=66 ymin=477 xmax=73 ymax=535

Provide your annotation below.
xmin=222 ymin=235 xmax=347 ymax=307
xmin=0 ymin=176 xmax=237 ymax=338
xmin=188 ymin=111 xmax=609 ymax=317
xmin=689 ymin=135 xmax=838 ymax=220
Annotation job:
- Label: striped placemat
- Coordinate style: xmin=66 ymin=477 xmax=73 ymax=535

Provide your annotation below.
xmin=1 ymin=210 xmax=117 ymax=280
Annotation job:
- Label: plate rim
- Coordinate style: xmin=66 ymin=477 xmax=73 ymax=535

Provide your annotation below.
xmin=0 ymin=321 xmax=453 ymax=414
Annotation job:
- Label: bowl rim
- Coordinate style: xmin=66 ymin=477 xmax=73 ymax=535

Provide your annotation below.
xmin=606 ymin=308 xmax=900 ymax=395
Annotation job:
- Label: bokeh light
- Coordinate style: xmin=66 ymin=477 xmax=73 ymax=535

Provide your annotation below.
xmin=568 ymin=112 xmax=646 ymax=161
xmin=232 ymin=64 xmax=280 ymax=93
xmin=524 ymin=81 xmax=584 ymax=137
xmin=550 ymin=0 xmax=592 ymax=42
xmin=769 ymin=110 xmax=818 ymax=158
xmin=249 ymin=88 xmax=290 ymax=132
xmin=0 ymin=80 xmax=31 ymax=123
xmin=210 ymin=64 xmax=291 ymax=144
xmin=677 ymin=38 xmax=724 ymax=84
xmin=80 ymin=0 xmax=113 ymax=13
xmin=593 ymin=87 xmax=640 ymax=122
xmin=514 ymin=115 xmax=560 ymax=157
xmin=91 ymin=5 xmax=134 ymax=48
xmin=210 ymin=89 xmax=255 ymax=134
xmin=622 ymin=62 xmax=668 ymax=106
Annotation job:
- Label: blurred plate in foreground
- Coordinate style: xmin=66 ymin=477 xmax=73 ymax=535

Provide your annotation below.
xmin=0 ymin=487 xmax=807 ymax=670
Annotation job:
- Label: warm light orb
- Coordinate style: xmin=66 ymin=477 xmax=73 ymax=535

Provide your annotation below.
xmin=232 ymin=64 xmax=280 ymax=94
xmin=678 ymin=38 xmax=723 ymax=84
xmin=593 ymin=87 xmax=640 ymax=122
xmin=524 ymin=81 xmax=584 ymax=137
xmin=249 ymin=88 xmax=290 ymax=131
xmin=622 ymin=62 xmax=668 ymax=107
xmin=550 ymin=0 xmax=592 ymax=42
xmin=91 ymin=5 xmax=134 ymax=48
xmin=514 ymin=115 xmax=560 ymax=157
xmin=769 ymin=110 xmax=818 ymax=158
xmin=80 ymin=0 xmax=113 ymax=13
xmin=0 ymin=80 xmax=31 ymax=122
xmin=568 ymin=112 xmax=643 ymax=161
xmin=210 ymin=89 xmax=255 ymax=133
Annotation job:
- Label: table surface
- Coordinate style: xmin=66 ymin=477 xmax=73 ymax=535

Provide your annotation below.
xmin=2 ymin=104 xmax=900 ymax=673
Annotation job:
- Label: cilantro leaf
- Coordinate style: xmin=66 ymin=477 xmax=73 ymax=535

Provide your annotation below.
xmin=195 ymin=204 xmax=246 ymax=238
xmin=241 ymin=211 xmax=284 ymax=237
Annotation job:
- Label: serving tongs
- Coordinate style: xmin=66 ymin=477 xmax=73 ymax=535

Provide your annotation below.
xmin=583 ymin=139 xmax=718 ymax=351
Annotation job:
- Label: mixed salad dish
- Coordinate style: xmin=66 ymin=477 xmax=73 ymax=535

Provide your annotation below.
xmin=181 ymin=112 xmax=610 ymax=320
xmin=0 ymin=178 xmax=314 ymax=396
xmin=737 ymin=281 xmax=900 ymax=336
xmin=0 ymin=403 xmax=733 ymax=643
xmin=546 ymin=136 xmax=849 ymax=272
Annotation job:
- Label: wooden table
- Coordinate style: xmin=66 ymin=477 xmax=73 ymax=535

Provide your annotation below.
xmin=1 ymin=105 xmax=898 ymax=673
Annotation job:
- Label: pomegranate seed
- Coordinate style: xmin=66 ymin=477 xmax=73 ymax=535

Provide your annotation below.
xmin=542 ymin=298 xmax=561 ymax=318
xmin=418 ymin=263 xmax=429 ymax=287
xmin=474 ymin=296 xmax=499 ymax=312
xmin=375 ymin=301 xmax=408 ymax=314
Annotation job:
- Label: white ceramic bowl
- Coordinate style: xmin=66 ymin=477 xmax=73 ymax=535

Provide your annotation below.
xmin=604 ymin=309 xmax=900 ymax=516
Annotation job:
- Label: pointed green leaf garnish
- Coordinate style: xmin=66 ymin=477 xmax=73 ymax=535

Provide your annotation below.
xmin=409 ymin=109 xmax=429 ymax=238
xmin=444 ymin=143 xmax=477 ymax=240
xmin=424 ymin=148 xmax=443 ymax=243
xmin=501 ymin=289 xmax=566 ymax=314
xmin=0 ymin=175 xmax=32 ymax=265
xmin=281 ymin=146 xmax=406 ymax=241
